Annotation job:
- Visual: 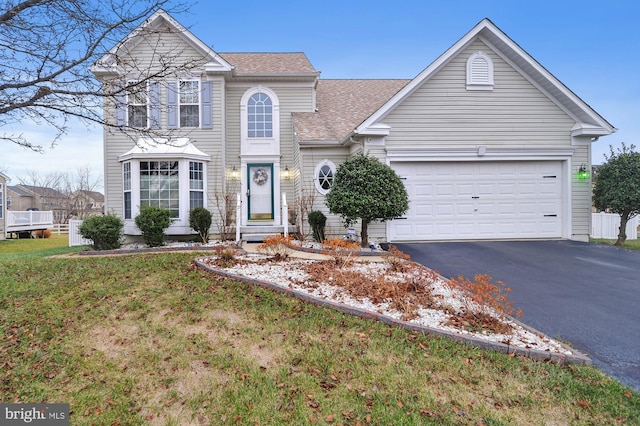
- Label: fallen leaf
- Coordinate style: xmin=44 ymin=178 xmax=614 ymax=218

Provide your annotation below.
xmin=396 ymin=400 xmax=404 ymax=408
xmin=325 ymin=414 xmax=335 ymax=422
xmin=576 ymin=399 xmax=592 ymax=409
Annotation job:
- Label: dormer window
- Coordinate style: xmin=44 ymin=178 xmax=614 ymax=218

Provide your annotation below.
xmin=466 ymin=51 xmax=494 ymax=91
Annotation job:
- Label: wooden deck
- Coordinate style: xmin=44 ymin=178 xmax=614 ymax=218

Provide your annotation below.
xmin=6 ymin=210 xmax=54 ymax=235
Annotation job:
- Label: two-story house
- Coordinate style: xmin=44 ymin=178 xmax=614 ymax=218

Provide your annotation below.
xmin=92 ymin=10 xmax=614 ymax=243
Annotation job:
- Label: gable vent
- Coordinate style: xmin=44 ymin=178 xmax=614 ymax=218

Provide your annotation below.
xmin=466 ymin=51 xmax=494 ymax=90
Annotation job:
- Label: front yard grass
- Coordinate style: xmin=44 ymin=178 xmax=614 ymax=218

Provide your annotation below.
xmin=0 ymin=240 xmax=638 ymax=424
xmin=590 ymin=238 xmax=640 ymax=251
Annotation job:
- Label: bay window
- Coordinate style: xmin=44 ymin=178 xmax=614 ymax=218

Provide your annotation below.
xmin=189 ymin=161 xmax=204 ymax=209
xmin=119 ymin=138 xmax=210 ymax=234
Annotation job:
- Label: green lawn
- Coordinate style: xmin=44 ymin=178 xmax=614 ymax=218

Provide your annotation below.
xmin=0 ymin=237 xmax=638 ymax=425
xmin=590 ymin=238 xmax=640 ymax=251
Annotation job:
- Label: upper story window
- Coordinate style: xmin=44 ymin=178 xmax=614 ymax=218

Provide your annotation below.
xmin=314 ymin=159 xmax=336 ymax=195
xmin=248 ymin=93 xmax=273 ymax=138
xmin=179 ymin=80 xmax=200 ymax=127
xmin=240 ymin=87 xmax=280 ymax=156
xmin=166 ymin=80 xmax=213 ymax=129
xmin=466 ymin=51 xmax=494 ymax=91
xmin=127 ymin=82 xmax=148 ymax=128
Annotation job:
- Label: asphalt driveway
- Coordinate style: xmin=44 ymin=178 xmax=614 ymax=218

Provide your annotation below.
xmin=394 ymin=240 xmax=640 ymax=392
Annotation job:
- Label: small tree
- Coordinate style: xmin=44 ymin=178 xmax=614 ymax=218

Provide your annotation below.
xmin=78 ymin=214 xmax=123 ymax=250
xmin=326 ymin=153 xmax=409 ymax=247
xmin=593 ymin=143 xmax=640 ymax=246
xmin=134 ymin=206 xmax=171 ymax=247
xmin=189 ymin=207 xmax=212 ymax=243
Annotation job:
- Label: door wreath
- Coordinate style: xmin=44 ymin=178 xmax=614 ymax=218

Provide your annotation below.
xmin=253 ymin=168 xmax=268 ymax=185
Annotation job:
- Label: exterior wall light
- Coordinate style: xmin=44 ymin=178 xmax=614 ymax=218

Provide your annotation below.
xmin=283 ymin=165 xmax=290 ymax=180
xmin=578 ymin=164 xmax=590 ymax=180
xmin=231 ymin=165 xmax=239 ymax=179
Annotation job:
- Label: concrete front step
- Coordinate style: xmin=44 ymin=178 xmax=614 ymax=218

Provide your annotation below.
xmin=242 ymin=233 xmax=279 ymax=243
xmin=239 ymin=225 xmax=297 ymax=242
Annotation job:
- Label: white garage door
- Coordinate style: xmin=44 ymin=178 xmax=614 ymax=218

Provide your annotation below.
xmin=389 ymin=161 xmax=563 ymax=241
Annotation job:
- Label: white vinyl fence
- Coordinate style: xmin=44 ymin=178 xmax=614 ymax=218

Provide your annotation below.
xmin=591 ymin=212 xmax=638 ymax=240
xmin=68 ymin=219 xmax=93 ymax=247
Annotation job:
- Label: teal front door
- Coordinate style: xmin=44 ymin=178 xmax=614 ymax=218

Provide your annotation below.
xmin=247 ymin=163 xmax=274 ymax=221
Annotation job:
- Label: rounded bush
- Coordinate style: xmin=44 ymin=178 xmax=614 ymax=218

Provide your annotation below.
xmin=189 ymin=207 xmax=212 ymax=243
xmin=135 ymin=206 xmax=172 ymax=247
xmin=78 ymin=214 xmax=124 ymax=250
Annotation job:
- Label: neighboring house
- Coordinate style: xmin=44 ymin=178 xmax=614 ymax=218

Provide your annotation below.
xmin=7 ymin=184 xmax=68 ymax=223
xmin=0 ymin=173 xmax=7 ymax=240
xmin=92 ymin=10 xmax=614 ymax=243
xmin=70 ymin=190 xmax=105 ymax=218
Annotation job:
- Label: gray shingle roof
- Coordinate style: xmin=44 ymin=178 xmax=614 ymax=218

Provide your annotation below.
xmin=293 ymin=79 xmax=410 ymax=142
xmin=219 ymin=53 xmax=317 ymax=74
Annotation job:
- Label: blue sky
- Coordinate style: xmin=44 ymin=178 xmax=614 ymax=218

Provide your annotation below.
xmin=2 ymin=0 xmax=638 ymax=190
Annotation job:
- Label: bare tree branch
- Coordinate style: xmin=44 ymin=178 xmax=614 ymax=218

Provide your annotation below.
xmin=0 ymin=0 xmax=193 ymax=151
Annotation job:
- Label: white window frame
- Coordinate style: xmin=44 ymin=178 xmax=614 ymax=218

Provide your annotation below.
xmin=247 ymin=92 xmax=273 ymax=138
xmin=189 ymin=161 xmax=205 ymax=209
xmin=314 ymin=159 xmax=336 ymax=195
xmin=466 ymin=51 xmax=494 ymax=91
xmin=179 ymin=80 xmax=200 ymax=128
xmin=123 ymin=162 xmax=132 ymax=219
xmin=240 ymin=86 xmax=281 ymax=157
xmin=139 ymin=160 xmax=181 ymax=218
xmin=126 ymin=81 xmax=149 ymax=128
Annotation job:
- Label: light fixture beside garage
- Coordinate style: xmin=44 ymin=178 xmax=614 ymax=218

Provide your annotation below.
xmin=578 ymin=164 xmax=590 ymax=180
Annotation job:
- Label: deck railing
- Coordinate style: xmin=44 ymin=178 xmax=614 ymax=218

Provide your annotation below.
xmin=6 ymin=210 xmax=54 ymax=230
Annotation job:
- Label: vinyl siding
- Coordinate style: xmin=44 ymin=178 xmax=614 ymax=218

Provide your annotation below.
xmin=376 ymin=39 xmax=584 ymax=242
xmin=383 ymin=40 xmax=576 ymax=147
xmin=571 ymin=143 xmax=592 ymax=241
xmin=299 ymin=146 xmax=349 ymax=238
xmin=103 ymin=27 xmax=225 ymax=230
xmin=225 ymin=83 xmax=315 ymax=199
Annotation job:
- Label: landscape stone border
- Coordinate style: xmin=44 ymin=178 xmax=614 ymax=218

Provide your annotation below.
xmin=194 ymin=257 xmax=591 ymax=365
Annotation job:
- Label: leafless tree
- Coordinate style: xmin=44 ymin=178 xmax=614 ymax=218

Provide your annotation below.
xmin=63 ymin=167 xmax=104 ymax=220
xmin=0 ymin=0 xmax=193 ymax=152
xmin=18 ymin=167 xmax=102 ymax=222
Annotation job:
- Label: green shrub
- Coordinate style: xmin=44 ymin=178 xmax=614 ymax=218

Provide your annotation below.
xmin=134 ymin=206 xmax=172 ymax=247
xmin=308 ymin=210 xmax=327 ymax=242
xmin=189 ymin=207 xmax=212 ymax=243
xmin=78 ymin=214 xmax=124 ymax=250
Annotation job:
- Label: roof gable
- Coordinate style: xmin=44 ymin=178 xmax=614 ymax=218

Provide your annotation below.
xmin=92 ymin=9 xmax=233 ymax=76
xmin=355 ymin=18 xmax=615 ymax=139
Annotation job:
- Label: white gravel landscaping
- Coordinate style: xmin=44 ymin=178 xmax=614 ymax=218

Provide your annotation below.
xmin=200 ymin=251 xmax=575 ymax=357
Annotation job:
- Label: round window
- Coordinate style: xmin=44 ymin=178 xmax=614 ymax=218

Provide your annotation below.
xmin=314 ymin=160 xmax=336 ymax=195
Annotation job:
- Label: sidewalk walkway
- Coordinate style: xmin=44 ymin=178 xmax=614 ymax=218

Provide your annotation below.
xmin=241 ymin=242 xmax=386 ymax=262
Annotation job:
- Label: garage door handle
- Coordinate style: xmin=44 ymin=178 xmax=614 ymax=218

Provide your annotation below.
xmin=471 ymin=196 xmax=479 ymax=199
xmin=544 ymin=214 xmax=557 ymax=217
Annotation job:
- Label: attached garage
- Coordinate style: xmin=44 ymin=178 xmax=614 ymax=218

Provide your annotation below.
xmin=388 ymin=161 xmax=566 ymax=241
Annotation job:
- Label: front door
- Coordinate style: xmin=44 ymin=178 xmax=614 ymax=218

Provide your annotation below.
xmin=247 ymin=163 xmax=274 ymax=221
